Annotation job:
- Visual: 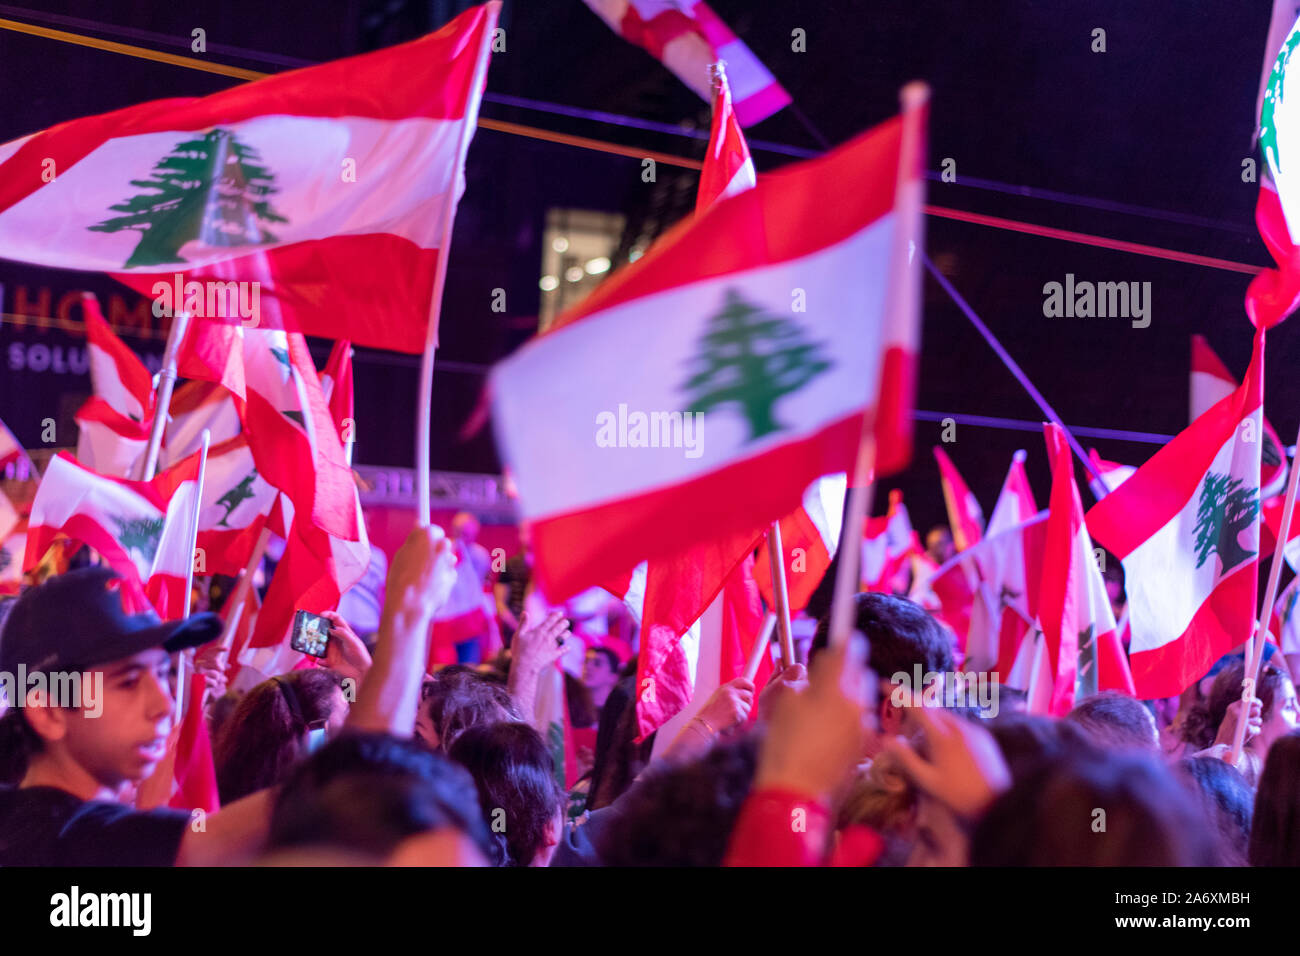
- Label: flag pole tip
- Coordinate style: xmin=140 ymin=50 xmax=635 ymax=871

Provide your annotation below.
xmin=1012 ymin=449 xmax=1027 ymax=463
xmin=900 ymin=82 xmax=930 ymax=108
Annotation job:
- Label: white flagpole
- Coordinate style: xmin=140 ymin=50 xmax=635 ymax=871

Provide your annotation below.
xmin=175 ymin=428 xmax=210 ymax=718
xmin=415 ymin=11 xmax=498 ymax=527
xmin=829 ymin=81 xmax=928 ymax=648
xmin=766 ymin=523 xmax=796 ymax=667
xmin=218 ymin=524 xmax=273 ymax=657
xmin=744 ymin=612 xmax=778 ymax=681
xmin=1230 ymin=417 xmax=1300 ymax=765
xmin=140 ymin=309 xmax=191 ymax=482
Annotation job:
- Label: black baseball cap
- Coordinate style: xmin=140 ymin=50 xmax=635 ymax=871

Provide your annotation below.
xmin=0 ymin=567 xmax=223 ymax=675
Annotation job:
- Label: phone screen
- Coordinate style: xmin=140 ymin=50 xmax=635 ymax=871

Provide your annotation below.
xmin=290 ymin=610 xmax=332 ymax=658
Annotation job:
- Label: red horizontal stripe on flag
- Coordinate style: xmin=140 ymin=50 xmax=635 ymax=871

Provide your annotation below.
xmin=532 ymin=413 xmax=862 ymax=601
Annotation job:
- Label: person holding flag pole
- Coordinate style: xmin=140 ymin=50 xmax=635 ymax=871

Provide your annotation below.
xmin=138 ymin=311 xmax=192 ymax=483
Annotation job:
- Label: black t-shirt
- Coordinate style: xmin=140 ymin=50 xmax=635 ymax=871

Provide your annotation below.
xmin=0 ymin=785 xmax=190 ymax=866
xmin=497 ymin=554 xmax=531 ymax=622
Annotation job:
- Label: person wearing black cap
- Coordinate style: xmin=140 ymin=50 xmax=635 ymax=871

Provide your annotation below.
xmin=0 ymin=566 xmax=273 ymax=866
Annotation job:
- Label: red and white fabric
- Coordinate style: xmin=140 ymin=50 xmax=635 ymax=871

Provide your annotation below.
xmin=580 ymin=0 xmax=790 ymax=127
xmin=933 ymin=445 xmax=984 ymax=551
xmin=1087 ymin=328 xmax=1265 ymax=699
xmin=0 ymin=4 xmax=498 ymax=354
xmin=74 ymin=295 xmax=156 ymax=477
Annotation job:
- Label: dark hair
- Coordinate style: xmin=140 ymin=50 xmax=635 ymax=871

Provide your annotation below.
xmin=448 ymin=722 xmax=564 ymax=866
xmin=1177 ymin=756 xmax=1253 ymax=867
xmin=421 ymin=667 xmax=521 ymax=752
xmin=214 ymin=669 xmax=344 ymax=803
xmin=971 ymin=748 xmax=1216 ymax=866
xmin=588 ymin=647 xmax=620 ymax=674
xmin=0 ymin=710 xmax=42 ymax=785
xmin=988 ymin=713 xmax=1095 ymax=783
xmin=1249 ymin=730 xmax=1300 ymax=866
xmin=596 ymin=734 xmax=760 ymax=866
xmin=1064 ymin=691 xmax=1156 ymax=751
xmin=269 ymin=732 xmax=491 ymax=860
xmin=564 ymin=671 xmax=597 ymax=729
xmin=585 ymin=673 xmax=654 ymax=811
xmin=1182 ymin=661 xmax=1285 ymax=751
xmin=811 ymin=592 xmax=953 ymax=679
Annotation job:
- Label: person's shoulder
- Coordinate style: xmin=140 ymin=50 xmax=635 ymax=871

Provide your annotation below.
xmin=57 ymin=797 xmax=192 ymax=867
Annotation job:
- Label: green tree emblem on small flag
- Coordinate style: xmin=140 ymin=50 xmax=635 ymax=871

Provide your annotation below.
xmin=113 ymin=515 xmax=165 ymax=565
xmin=1193 ymin=472 xmax=1259 ymax=572
xmin=679 ymin=289 xmax=832 ymax=442
xmin=215 ymin=470 xmax=258 ymax=527
xmin=89 ymin=128 xmax=288 ymax=268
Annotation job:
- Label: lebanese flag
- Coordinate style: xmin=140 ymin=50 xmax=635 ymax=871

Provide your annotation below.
xmin=860 ymin=489 xmax=917 ymax=593
xmin=24 ymin=452 xmax=200 ymax=614
xmin=1087 ymin=327 xmax=1265 ymax=699
xmin=1038 ymin=423 xmax=1134 ymax=714
xmin=73 ymin=295 xmax=155 ymax=477
xmin=964 ymin=451 xmax=1041 ymax=672
xmin=934 ymin=446 xmax=984 ymax=551
xmin=320 ymin=339 xmax=355 ymax=462
xmin=493 ymin=101 xmax=926 ymax=602
xmin=0 ymin=417 xmax=28 ymax=472
xmin=1192 ymin=334 xmax=1286 ymax=497
xmin=159 ymin=379 xmax=242 ymax=470
xmin=696 ymin=68 xmax=757 ymax=211
xmin=580 ymin=0 xmax=790 ymax=127
xmin=179 ymin=322 xmax=356 ymax=541
xmin=0 ymin=4 xmax=498 ymax=354
xmin=155 ymin=436 xmax=278 ymax=578
xmin=754 ymin=474 xmax=845 ymax=612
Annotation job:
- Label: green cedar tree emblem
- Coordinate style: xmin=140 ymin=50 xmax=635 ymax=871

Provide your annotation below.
xmin=1192 ymin=472 xmax=1259 ymax=573
xmin=1261 ymin=20 xmax=1300 ymax=175
xmin=89 ymin=128 xmax=288 ymax=268
xmin=679 ymin=289 xmax=832 ymax=442
xmin=113 ymin=515 xmax=165 ymax=565
xmin=215 ymin=470 xmax=258 ymax=527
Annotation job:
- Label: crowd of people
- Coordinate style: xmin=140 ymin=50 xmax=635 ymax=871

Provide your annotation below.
xmin=0 ymin=508 xmax=1297 ymax=869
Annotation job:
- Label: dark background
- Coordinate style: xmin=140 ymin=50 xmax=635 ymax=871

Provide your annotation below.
xmin=0 ymin=0 xmax=1287 ymax=535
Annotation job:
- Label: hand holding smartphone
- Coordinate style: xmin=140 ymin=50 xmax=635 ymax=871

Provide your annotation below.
xmin=290 ymin=609 xmax=332 ymax=658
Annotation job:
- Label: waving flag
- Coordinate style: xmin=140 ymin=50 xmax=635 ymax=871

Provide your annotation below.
xmin=159 ymin=379 xmax=242 ymax=470
xmin=1087 ymin=328 xmax=1264 ymax=699
xmin=1253 ymin=13 xmax=1300 ymax=328
xmin=493 ymin=102 xmax=926 ymax=602
xmin=1039 ymin=423 xmax=1133 ymax=714
xmin=860 ymin=489 xmax=917 ymax=593
xmin=1191 ymin=334 xmax=1286 ymax=497
xmin=1087 ymin=449 xmax=1136 ymax=497
xmin=580 ymin=0 xmax=790 ymax=126
xmin=74 ymin=295 xmax=156 ymax=477
xmin=0 ymin=4 xmax=498 ymax=353
xmin=755 ymin=474 xmax=845 ymax=612
xmin=934 ymin=446 xmax=984 ymax=551
xmin=0 ymin=418 xmax=28 ymax=472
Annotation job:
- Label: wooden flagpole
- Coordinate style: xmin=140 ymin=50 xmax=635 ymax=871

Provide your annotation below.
xmin=830 ymin=82 xmax=928 ymax=647
xmin=1230 ymin=417 xmax=1300 ymax=765
xmin=140 ymin=309 xmax=191 ymax=482
xmin=175 ymin=428 xmax=211 ymax=717
xmin=415 ymin=9 xmax=498 ymax=527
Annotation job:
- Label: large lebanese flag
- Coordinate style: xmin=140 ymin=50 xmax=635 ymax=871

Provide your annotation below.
xmin=0 ymin=4 xmax=498 ymax=354
xmin=493 ymin=102 xmax=926 ymax=601
xmin=1087 ymin=328 xmax=1265 ymax=699
xmin=1038 ymin=423 xmax=1134 ymax=715
xmin=580 ymin=0 xmax=790 ymax=127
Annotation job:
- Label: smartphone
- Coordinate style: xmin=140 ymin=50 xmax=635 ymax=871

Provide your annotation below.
xmin=290 ymin=610 xmax=332 ymax=658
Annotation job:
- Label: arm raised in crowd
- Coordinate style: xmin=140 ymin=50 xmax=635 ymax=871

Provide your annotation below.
xmin=507 ymin=610 xmax=573 ymax=726
xmin=347 ymin=526 xmax=457 ymax=737
xmin=175 ymin=789 xmax=275 ymax=867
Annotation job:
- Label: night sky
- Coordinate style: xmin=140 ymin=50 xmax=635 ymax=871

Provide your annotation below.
xmin=0 ymin=0 xmax=1287 ymax=535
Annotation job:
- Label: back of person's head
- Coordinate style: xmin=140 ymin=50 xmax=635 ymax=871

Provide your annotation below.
xmin=1065 ymin=691 xmax=1158 ymax=751
xmin=596 ymin=734 xmax=759 ymax=867
xmin=1250 ymin=730 xmax=1300 ymax=866
xmin=214 ymin=669 xmax=345 ymax=803
xmin=448 ymin=722 xmax=564 ymax=866
xmin=268 ymin=732 xmax=491 ymax=862
xmin=811 ymin=592 xmax=953 ymax=680
xmin=988 ymin=713 xmax=1094 ymax=782
xmin=1177 ymin=756 xmax=1253 ymax=867
xmin=419 ymin=667 xmax=521 ymax=752
xmin=971 ymin=747 xmax=1216 ymax=865
xmin=1182 ymin=660 xmax=1284 ymax=751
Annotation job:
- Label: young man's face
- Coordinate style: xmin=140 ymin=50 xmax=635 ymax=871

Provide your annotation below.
xmin=582 ymin=651 xmax=616 ymax=691
xmin=63 ymin=647 xmax=175 ymax=789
